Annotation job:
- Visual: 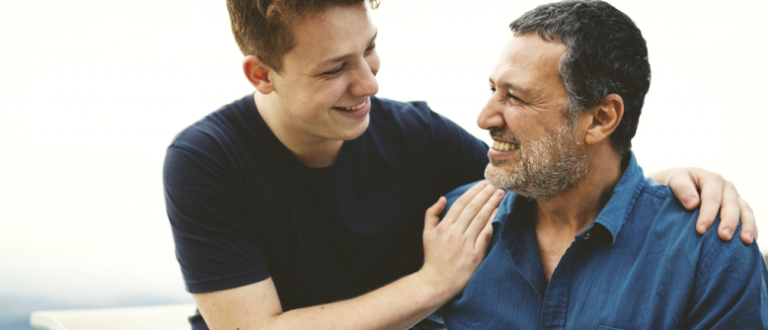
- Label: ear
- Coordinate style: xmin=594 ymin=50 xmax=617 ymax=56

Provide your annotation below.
xmin=583 ymin=93 xmax=624 ymax=145
xmin=243 ymin=55 xmax=276 ymax=94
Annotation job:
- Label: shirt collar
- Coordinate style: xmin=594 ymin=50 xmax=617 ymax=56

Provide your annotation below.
xmin=493 ymin=151 xmax=647 ymax=247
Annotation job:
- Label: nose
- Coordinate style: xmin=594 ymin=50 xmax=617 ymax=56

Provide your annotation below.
xmin=477 ymin=96 xmax=505 ymax=130
xmin=349 ymin=56 xmax=379 ymax=97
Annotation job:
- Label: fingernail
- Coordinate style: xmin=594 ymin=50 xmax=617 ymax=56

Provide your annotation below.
xmin=744 ymin=232 xmax=754 ymax=242
xmin=722 ymin=227 xmax=733 ymax=238
xmin=698 ymin=224 xmax=708 ymax=233
xmin=684 ymin=196 xmax=697 ymax=207
xmin=495 ymin=190 xmax=504 ymax=197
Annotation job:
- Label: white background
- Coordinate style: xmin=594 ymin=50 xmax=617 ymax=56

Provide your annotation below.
xmin=1 ymin=0 xmax=767 ymax=309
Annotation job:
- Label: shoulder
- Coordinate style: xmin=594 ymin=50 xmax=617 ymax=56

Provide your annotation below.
xmin=368 ymin=96 xmax=484 ymax=151
xmin=369 ymin=96 xmax=473 ymax=135
xmin=164 ymin=95 xmax=262 ymax=189
xmin=634 ymin=179 xmax=694 ymax=227
xmin=370 ymin=96 xmax=432 ymax=117
xmin=168 ymin=96 xmax=255 ymax=163
xmin=368 ymin=97 xmax=439 ymax=132
xmin=635 ymin=179 xmax=761 ymax=270
xmin=631 ymin=180 xmax=700 ymax=243
xmin=639 ymin=178 xmax=677 ymax=200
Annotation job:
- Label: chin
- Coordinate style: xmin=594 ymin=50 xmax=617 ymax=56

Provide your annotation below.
xmin=341 ymin=116 xmax=370 ymax=140
xmin=484 ymin=162 xmax=520 ymax=190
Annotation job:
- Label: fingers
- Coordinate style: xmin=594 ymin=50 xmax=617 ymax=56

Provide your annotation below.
xmin=695 ymin=173 xmax=725 ymax=235
xmin=667 ymin=169 xmax=701 ymax=210
xmin=424 ymin=196 xmax=446 ymax=231
xmin=442 ymin=181 xmax=489 ymax=225
xmin=716 ymin=181 xmax=740 ymax=241
xmin=463 ymin=190 xmax=505 ymax=242
xmin=454 ymin=185 xmax=501 ymax=233
xmin=474 ymin=208 xmax=497 ymax=253
xmin=738 ymin=197 xmax=757 ymax=245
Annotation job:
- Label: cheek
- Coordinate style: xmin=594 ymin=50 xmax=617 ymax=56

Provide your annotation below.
xmin=502 ymin=107 xmax=543 ymax=138
xmin=501 ymin=106 xmax=524 ymax=127
xmin=298 ymin=79 xmax=349 ymax=114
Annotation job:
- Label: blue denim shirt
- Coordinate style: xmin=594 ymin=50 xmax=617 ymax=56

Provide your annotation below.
xmin=441 ymin=153 xmax=768 ymax=330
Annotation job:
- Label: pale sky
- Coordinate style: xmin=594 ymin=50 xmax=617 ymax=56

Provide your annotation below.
xmin=1 ymin=0 xmax=766 ymax=304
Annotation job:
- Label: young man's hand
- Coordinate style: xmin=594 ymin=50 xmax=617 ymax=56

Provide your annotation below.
xmin=656 ymin=167 xmax=757 ymax=244
xmin=418 ymin=181 xmax=504 ymax=298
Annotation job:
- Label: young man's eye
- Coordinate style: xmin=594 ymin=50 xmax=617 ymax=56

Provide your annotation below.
xmin=366 ymin=43 xmax=376 ymax=52
xmin=323 ymin=64 xmax=345 ymax=75
xmin=490 ymin=87 xmax=496 ymax=93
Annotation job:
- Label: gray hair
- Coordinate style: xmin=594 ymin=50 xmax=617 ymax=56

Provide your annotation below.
xmin=509 ymin=0 xmax=651 ymax=157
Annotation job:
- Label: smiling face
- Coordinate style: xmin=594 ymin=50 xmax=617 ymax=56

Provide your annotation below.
xmin=268 ymin=4 xmax=380 ymax=143
xmin=479 ymin=33 xmax=588 ymax=200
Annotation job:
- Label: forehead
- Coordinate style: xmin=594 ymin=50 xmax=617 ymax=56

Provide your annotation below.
xmin=283 ymin=4 xmax=375 ymax=70
xmin=492 ymin=33 xmax=567 ymax=93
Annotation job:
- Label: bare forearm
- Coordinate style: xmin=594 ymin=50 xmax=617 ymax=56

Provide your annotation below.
xmin=266 ymin=273 xmax=448 ymax=330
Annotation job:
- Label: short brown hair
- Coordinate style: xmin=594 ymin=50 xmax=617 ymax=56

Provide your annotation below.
xmin=227 ymin=0 xmax=380 ymax=72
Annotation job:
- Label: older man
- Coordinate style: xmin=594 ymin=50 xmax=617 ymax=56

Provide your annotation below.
xmin=440 ymin=1 xmax=768 ymax=329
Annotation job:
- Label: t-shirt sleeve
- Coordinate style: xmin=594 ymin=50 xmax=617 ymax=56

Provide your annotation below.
xmin=682 ymin=222 xmax=768 ymax=329
xmin=424 ymin=106 xmax=489 ymax=196
xmin=164 ymin=143 xmax=271 ymax=294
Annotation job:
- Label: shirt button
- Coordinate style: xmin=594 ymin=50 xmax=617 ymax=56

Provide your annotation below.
xmin=584 ymin=232 xmax=591 ymax=240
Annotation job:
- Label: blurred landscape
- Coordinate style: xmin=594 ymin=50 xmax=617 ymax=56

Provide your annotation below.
xmin=0 ymin=295 xmax=192 ymax=330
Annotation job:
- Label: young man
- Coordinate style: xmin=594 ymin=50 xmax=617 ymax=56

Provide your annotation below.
xmin=163 ymin=1 xmax=757 ymax=329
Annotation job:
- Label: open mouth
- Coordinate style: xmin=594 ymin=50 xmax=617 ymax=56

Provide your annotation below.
xmin=491 ymin=140 xmax=519 ymax=151
xmin=334 ymin=100 xmax=367 ymax=111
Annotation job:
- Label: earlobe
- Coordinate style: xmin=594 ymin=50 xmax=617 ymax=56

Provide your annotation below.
xmin=243 ymin=55 xmax=275 ymax=94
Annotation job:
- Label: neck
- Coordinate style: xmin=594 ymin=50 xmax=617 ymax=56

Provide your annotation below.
xmin=534 ymin=145 xmax=624 ymax=283
xmin=535 ymin=146 xmax=624 ymax=237
xmin=254 ymin=92 xmax=344 ymax=168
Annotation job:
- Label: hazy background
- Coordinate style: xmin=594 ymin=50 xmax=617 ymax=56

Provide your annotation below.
xmin=2 ymin=0 xmax=767 ymax=328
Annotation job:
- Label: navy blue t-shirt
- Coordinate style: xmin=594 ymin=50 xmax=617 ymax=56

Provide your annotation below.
xmin=163 ymin=95 xmax=488 ymax=328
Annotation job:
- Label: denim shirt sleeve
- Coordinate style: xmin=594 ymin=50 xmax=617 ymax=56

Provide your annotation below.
xmin=683 ymin=222 xmax=768 ymax=329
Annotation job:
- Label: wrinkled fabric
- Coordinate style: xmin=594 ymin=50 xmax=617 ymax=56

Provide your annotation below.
xmin=164 ymin=95 xmax=488 ymax=329
xmin=442 ymin=152 xmax=768 ymax=330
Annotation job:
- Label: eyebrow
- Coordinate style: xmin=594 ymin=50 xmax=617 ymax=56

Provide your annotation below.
xmin=489 ymin=78 xmax=532 ymax=97
xmin=316 ymin=30 xmax=378 ymax=68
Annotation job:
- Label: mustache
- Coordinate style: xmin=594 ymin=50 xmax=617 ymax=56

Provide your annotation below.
xmin=489 ymin=128 xmax=521 ymax=144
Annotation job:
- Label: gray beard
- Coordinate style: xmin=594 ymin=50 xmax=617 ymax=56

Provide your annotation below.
xmin=485 ymin=125 xmax=589 ymax=201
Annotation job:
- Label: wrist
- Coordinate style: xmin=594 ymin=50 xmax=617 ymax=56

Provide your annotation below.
xmin=414 ymin=268 xmax=459 ymax=305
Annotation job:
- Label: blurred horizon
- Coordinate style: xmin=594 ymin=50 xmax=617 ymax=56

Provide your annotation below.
xmin=2 ymin=0 xmax=767 ymax=329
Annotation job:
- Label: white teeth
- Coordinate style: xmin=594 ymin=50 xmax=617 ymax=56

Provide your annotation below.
xmin=339 ymin=101 xmax=366 ymax=111
xmin=492 ymin=141 xmax=518 ymax=151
